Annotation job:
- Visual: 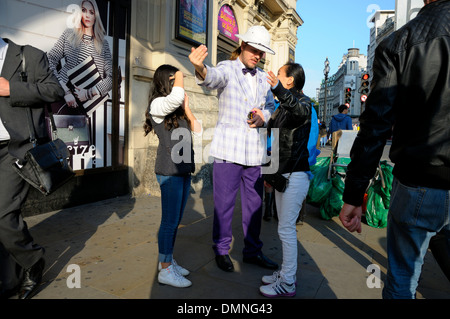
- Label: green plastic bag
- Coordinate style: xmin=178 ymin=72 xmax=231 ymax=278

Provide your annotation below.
xmin=365 ymin=161 xmax=393 ymax=228
xmin=319 ymin=184 xmax=344 ymax=220
xmin=307 ymin=157 xmax=332 ymax=205
xmin=319 ymin=159 xmax=350 ymax=220
xmin=312 ymin=156 xmax=331 ymax=171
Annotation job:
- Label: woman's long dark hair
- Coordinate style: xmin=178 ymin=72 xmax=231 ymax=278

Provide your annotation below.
xmin=144 ymin=64 xmax=190 ymax=136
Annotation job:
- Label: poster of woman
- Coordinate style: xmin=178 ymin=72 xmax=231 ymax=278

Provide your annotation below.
xmin=2 ymin=1 xmax=125 ymax=172
xmin=47 ymin=0 xmax=113 ymax=170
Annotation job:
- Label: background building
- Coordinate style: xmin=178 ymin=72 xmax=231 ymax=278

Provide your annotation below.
xmin=317 ymin=0 xmax=424 ymax=125
xmin=367 ymin=10 xmax=395 ymax=76
xmin=395 ymin=0 xmax=424 ymax=29
xmin=130 ymin=0 xmax=303 ymax=198
xmin=318 ymin=48 xmax=367 ymax=125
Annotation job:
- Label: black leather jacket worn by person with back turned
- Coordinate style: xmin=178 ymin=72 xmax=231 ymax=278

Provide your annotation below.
xmin=268 ymin=84 xmax=311 ymax=175
xmin=343 ymin=0 xmax=450 ymax=206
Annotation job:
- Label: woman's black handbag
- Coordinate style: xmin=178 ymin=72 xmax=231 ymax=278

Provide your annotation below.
xmin=12 ymin=46 xmax=75 ymax=196
xmin=264 ymin=173 xmax=289 ymax=192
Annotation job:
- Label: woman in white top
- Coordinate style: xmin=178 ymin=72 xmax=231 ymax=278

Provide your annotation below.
xmin=144 ymin=65 xmax=201 ymax=288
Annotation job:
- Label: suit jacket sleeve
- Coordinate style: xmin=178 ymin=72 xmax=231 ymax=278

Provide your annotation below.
xmin=197 ymin=62 xmax=230 ymax=90
xmin=9 ymin=46 xmax=64 ymax=107
xmin=262 ymin=88 xmax=275 ymax=126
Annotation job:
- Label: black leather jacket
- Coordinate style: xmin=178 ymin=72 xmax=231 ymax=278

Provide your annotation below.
xmin=343 ymin=0 xmax=450 ymax=206
xmin=268 ymin=84 xmax=311 ymax=175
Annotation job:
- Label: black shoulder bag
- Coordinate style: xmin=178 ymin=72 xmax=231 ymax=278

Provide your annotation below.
xmin=263 ymin=155 xmax=302 ymax=193
xmin=12 ymin=46 xmax=75 ymax=195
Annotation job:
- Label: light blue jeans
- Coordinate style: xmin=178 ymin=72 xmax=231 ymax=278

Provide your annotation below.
xmin=383 ymin=177 xmax=450 ymax=299
xmin=156 ymin=174 xmax=191 ymax=263
xmin=274 ymin=171 xmax=310 ymax=284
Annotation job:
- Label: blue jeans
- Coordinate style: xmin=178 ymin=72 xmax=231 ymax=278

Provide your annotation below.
xmin=383 ymin=178 xmax=450 ymax=299
xmin=156 ymin=174 xmax=191 ymax=263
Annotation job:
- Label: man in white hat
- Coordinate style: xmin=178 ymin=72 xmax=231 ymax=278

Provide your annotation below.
xmin=189 ymin=25 xmax=278 ymax=272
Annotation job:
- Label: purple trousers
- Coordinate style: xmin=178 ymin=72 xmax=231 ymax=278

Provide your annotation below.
xmin=212 ymin=161 xmax=264 ymax=257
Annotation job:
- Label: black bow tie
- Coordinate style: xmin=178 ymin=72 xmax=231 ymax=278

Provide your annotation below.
xmin=242 ymin=68 xmax=257 ymax=76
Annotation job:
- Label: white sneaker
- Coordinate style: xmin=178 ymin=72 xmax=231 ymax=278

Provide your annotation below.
xmin=158 ymin=265 xmax=192 ymax=288
xmin=158 ymin=259 xmax=190 ymax=276
xmin=262 ymin=271 xmax=281 ymax=285
xmin=262 ymin=271 xmax=296 ymax=285
xmin=259 ymin=276 xmax=296 ymax=298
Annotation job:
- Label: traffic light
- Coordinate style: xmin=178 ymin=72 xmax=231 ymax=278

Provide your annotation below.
xmin=360 ymin=73 xmax=370 ymax=95
xmin=345 ymin=87 xmax=352 ymax=104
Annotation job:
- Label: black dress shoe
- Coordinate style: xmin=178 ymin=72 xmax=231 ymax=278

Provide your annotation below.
xmin=215 ymin=255 xmax=234 ymax=272
xmin=18 ymin=258 xmax=45 ymax=299
xmin=243 ymin=253 xmax=278 ymax=270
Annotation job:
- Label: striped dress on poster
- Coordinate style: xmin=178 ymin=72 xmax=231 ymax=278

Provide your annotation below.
xmin=67 ymin=55 xmax=108 ymax=116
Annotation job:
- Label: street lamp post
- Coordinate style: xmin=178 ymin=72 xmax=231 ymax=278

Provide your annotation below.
xmin=323 ymin=57 xmax=330 ymax=124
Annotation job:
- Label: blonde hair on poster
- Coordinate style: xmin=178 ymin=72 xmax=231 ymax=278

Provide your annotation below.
xmin=68 ymin=0 xmax=106 ymax=54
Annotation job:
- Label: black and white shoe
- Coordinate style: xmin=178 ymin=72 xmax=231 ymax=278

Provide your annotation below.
xmin=259 ymin=276 xmax=296 ymax=298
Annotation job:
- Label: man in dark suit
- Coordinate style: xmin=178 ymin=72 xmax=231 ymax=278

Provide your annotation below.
xmin=0 ymin=37 xmax=64 ymax=299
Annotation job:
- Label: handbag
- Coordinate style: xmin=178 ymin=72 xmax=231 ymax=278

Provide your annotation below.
xmin=264 ymin=172 xmax=289 ymax=192
xmin=264 ymin=156 xmax=303 ymax=192
xmin=12 ymin=47 xmax=75 ymax=196
xmin=46 ymin=102 xmax=91 ymax=147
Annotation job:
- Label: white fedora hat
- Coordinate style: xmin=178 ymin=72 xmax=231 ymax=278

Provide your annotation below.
xmin=235 ymin=25 xmax=275 ymax=55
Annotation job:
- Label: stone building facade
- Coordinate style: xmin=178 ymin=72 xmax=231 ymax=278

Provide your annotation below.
xmin=129 ymin=0 xmax=303 ymax=197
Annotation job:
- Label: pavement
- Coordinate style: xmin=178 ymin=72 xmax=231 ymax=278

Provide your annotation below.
xmin=15 ymin=145 xmax=450 ymax=301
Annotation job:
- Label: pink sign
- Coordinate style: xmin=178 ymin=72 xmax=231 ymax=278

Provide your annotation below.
xmin=218 ymin=5 xmax=238 ymax=42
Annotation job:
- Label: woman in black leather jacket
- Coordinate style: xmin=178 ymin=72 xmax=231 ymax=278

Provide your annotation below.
xmin=259 ymin=63 xmax=311 ymax=298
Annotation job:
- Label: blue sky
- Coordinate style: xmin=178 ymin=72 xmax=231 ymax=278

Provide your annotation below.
xmin=295 ymin=0 xmax=395 ymax=98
